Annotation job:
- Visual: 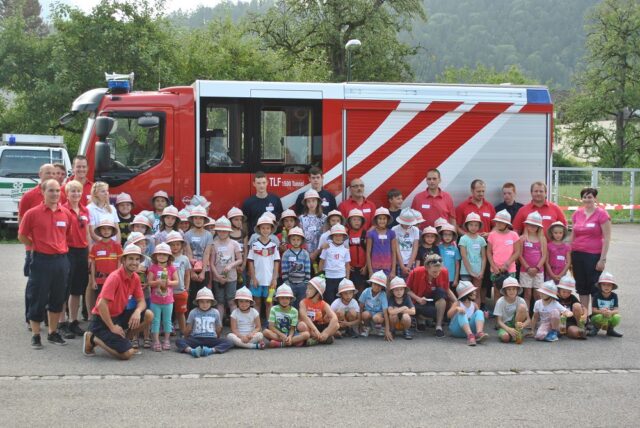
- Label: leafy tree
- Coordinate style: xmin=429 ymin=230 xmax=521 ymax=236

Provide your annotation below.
xmin=0 ymin=0 xmax=47 ymax=35
xmin=436 ymin=64 xmax=538 ymax=85
xmin=562 ymin=0 xmax=640 ymax=168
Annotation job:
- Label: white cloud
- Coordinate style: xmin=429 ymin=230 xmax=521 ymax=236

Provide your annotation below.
xmin=40 ymin=0 xmax=227 ymax=18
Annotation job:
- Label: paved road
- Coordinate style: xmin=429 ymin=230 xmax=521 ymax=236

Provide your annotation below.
xmin=2 ymin=225 xmax=639 ymax=426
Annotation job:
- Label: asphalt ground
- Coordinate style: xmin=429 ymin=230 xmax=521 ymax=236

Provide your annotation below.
xmin=1 ymin=225 xmax=639 ymax=426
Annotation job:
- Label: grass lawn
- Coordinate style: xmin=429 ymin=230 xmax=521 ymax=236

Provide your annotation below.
xmin=556 ymin=184 xmax=640 ymax=223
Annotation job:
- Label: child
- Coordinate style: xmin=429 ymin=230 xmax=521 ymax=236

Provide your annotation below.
xmin=147 ymin=243 xmax=179 ymax=351
xmin=183 ymin=206 xmax=213 ymax=310
xmin=154 ymin=205 xmax=180 ymax=245
xmin=556 ymin=275 xmax=587 ymax=339
xmin=589 ymin=272 xmax=622 ymax=337
xmin=248 ymin=215 xmax=281 ymax=318
xmin=166 ymin=231 xmax=190 ymax=338
xmin=277 ymin=209 xmax=299 ymax=254
xmin=518 ymin=211 xmax=547 ymax=310
xmin=446 ymin=281 xmax=488 ymax=346
xmin=299 ymin=276 xmax=340 ymax=345
xmin=262 ymin=284 xmax=310 ymax=347
xmin=125 ymin=231 xmax=153 ymax=348
xmin=204 ymin=217 xmax=216 ymax=234
xmin=392 ymin=208 xmax=419 ymax=278
xmin=387 ymin=277 xmax=416 ymax=340
xmin=438 ymin=223 xmax=461 ymax=289
xmin=531 ymin=281 xmax=569 ymax=342
xmin=130 ymin=214 xmax=155 ymax=257
xmin=317 ymin=210 xmax=347 ymax=254
xmin=494 ymin=277 xmax=530 ymax=343
xmin=88 ymin=219 xmax=123 ymax=312
xmin=459 ymin=213 xmax=487 ymax=300
xmin=280 ymin=226 xmax=311 ymax=307
xmin=176 ymin=288 xmax=233 ymax=357
xmin=347 ymin=208 xmax=368 ymax=293
xmin=115 ymin=192 xmax=134 ymax=247
xmin=299 ymin=189 xmax=327 ymax=262
xmin=211 ymin=216 xmax=243 ymax=321
xmin=177 ymin=209 xmax=191 ymax=233
xmin=358 ymin=270 xmax=392 ymax=340
xmin=226 ymin=286 xmax=265 ymax=349
xmin=227 ymin=207 xmax=248 ymax=286
xmin=387 ymin=188 xmax=404 ymax=228
xmin=319 ymin=224 xmax=351 ymax=303
xmin=416 ymin=226 xmax=440 ymax=267
xmin=545 ymin=221 xmax=571 ymax=283
xmin=330 ymin=279 xmax=361 ymax=338
xmin=487 ymin=210 xmax=520 ymax=302
xmin=366 ymin=207 xmax=397 ymax=278
xmin=150 ymin=190 xmax=170 ymax=233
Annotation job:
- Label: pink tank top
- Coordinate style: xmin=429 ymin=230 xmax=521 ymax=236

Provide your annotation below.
xmin=520 ymin=238 xmax=542 ymax=272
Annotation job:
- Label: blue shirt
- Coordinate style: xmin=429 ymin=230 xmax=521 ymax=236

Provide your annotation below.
xmin=438 ymin=243 xmax=461 ymax=282
xmin=358 ymin=287 xmax=388 ymax=314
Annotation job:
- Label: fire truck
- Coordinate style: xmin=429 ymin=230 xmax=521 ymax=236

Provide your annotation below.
xmin=61 ymin=74 xmax=553 ymax=217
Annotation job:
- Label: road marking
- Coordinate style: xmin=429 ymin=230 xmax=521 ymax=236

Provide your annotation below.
xmin=0 ymin=368 xmax=637 ymax=382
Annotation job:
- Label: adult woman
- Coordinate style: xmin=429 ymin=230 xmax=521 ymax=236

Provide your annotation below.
xmin=87 ymin=181 xmax=121 ymax=243
xmin=569 ymin=187 xmax=611 ymax=310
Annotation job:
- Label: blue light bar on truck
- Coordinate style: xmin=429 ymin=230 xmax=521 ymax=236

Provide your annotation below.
xmin=105 ymin=72 xmax=134 ymax=94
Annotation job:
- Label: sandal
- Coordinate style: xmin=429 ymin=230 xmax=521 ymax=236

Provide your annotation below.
xmin=131 ymin=338 xmax=140 ymax=349
xmin=162 ymin=339 xmax=171 ymax=350
xmin=143 ymin=338 xmax=152 ymax=348
xmin=153 ymin=341 xmax=162 ymax=352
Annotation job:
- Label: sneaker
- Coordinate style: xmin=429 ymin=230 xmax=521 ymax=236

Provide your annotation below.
xmin=587 ymin=324 xmax=599 ymax=337
xmin=375 ymin=327 xmax=385 ymax=337
xmin=201 ymin=346 xmax=214 ymax=356
xmin=416 ymin=321 xmax=426 ymax=332
xmin=269 ymin=340 xmax=284 ymax=348
xmin=435 ymin=328 xmax=445 ymax=338
xmin=403 ymin=330 xmax=413 ymax=340
xmin=467 ymin=334 xmax=476 ymax=346
xmin=475 ymin=332 xmax=489 ymax=343
xmin=190 ymin=346 xmax=202 ymax=358
xmin=306 ymin=338 xmax=319 ymax=346
xmin=69 ymin=320 xmax=84 ymax=336
xmin=58 ymin=322 xmax=75 ymax=340
xmin=47 ymin=331 xmax=67 ymax=346
xmin=82 ymin=332 xmax=95 ymax=356
xmin=360 ymin=327 xmax=370 ymax=337
xmin=324 ymin=336 xmax=334 ymax=345
xmin=606 ymin=328 xmax=623 ymax=338
xmin=31 ymin=334 xmax=43 ymax=350
xmin=544 ymin=330 xmax=559 ymax=342
xmin=256 ymin=341 xmax=266 ymax=350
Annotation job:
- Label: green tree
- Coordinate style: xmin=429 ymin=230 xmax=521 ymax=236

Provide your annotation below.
xmin=562 ymin=0 xmax=640 ymax=167
xmin=436 ymin=64 xmax=538 ymax=85
xmin=0 ymin=0 xmax=47 ymax=35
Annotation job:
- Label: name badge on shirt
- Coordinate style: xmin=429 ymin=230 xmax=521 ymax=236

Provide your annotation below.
xmin=289 ymin=256 xmax=297 ymax=262
xmin=80 ymin=216 xmax=88 ymax=221
xmin=362 ymin=208 xmax=371 ymax=213
xmin=505 ymin=240 xmax=514 ymax=245
xmin=524 ymin=242 xmax=533 ymax=248
xmin=557 ymin=255 xmax=565 ymax=261
xmin=173 ymin=262 xmax=180 ymax=268
xmin=351 ymin=238 xmax=360 ymax=245
xmin=422 ymin=204 xmax=430 ymax=209
xmin=446 ymin=250 xmax=455 ymax=256
xmin=56 ymin=221 xmax=66 ymax=227
xmin=191 ymin=237 xmax=201 ymax=242
xmin=266 ymin=206 xmax=274 ymax=212
xmin=97 ymin=250 xmax=107 ymax=256
xmin=542 ymin=215 xmax=552 ymax=220
xmin=308 ymin=226 xmax=317 ymax=232
xmin=472 ymin=244 xmax=480 ymax=250
xmin=321 ymin=200 xmax=329 ymax=207
xmin=482 ymin=212 xmax=490 ymax=217
xmin=378 ymin=235 xmax=387 ymax=239
xmin=586 ymin=223 xmax=596 ymax=228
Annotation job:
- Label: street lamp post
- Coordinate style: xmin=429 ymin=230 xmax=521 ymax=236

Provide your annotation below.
xmin=345 ymin=39 xmax=361 ymax=82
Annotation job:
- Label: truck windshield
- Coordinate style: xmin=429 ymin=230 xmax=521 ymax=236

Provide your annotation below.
xmin=0 ymin=149 xmax=63 ymax=178
xmin=78 ymin=115 xmax=95 ymax=156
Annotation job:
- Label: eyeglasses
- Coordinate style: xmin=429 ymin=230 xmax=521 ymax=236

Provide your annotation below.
xmin=350 ymin=184 xmax=364 ymax=188
xmin=426 ymin=256 xmax=443 ymax=265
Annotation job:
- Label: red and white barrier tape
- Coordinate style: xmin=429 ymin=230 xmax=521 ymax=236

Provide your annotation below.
xmin=558 ymin=195 xmax=640 ymax=211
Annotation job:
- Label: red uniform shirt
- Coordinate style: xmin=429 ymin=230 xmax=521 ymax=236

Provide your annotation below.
xmin=63 ymin=201 xmax=90 ymax=248
xmin=338 ymin=198 xmax=377 ymax=230
xmin=18 ymin=186 xmax=42 ymax=219
xmin=407 ymin=266 xmax=450 ymax=300
xmin=92 ymin=265 xmax=143 ymax=318
xmin=18 ymin=203 xmax=72 ymax=254
xmin=61 ymin=177 xmax=93 ymax=206
xmin=455 ymin=197 xmax=496 ymax=234
xmin=347 ymin=228 xmax=367 ymax=268
xmin=410 ymin=189 xmax=456 ymax=227
xmin=90 ymin=240 xmax=123 ymax=285
xmin=512 ymin=200 xmax=567 ymax=234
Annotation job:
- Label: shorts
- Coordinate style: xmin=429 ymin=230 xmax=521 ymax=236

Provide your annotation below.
xmin=497 ymin=320 xmax=515 ymax=340
xmin=251 ymin=285 xmax=269 ymax=298
xmin=213 ymin=280 xmax=237 ymax=303
xmin=26 ymin=252 xmax=70 ymax=322
xmin=89 ymin=309 xmax=150 ymax=354
xmin=314 ymin=322 xmax=328 ymax=332
xmin=459 ymin=274 xmax=473 ymax=282
xmin=173 ymin=291 xmax=188 ymax=314
xmin=519 ymin=272 xmax=543 ymax=289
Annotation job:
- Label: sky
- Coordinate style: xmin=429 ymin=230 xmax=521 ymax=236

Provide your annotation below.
xmin=39 ymin=0 xmax=227 ymax=19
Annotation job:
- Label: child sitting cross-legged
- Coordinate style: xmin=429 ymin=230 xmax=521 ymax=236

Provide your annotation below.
xmin=299 ymin=276 xmax=340 ymax=346
xmin=226 ymin=286 xmax=265 ymax=350
xmin=263 ymin=284 xmax=310 ymax=348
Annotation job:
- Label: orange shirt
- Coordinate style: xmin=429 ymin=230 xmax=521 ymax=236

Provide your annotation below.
xmin=18 ymin=203 xmax=72 ymax=254
xmin=303 ymin=298 xmax=328 ymax=325
xmin=90 ymin=240 xmax=123 ymax=285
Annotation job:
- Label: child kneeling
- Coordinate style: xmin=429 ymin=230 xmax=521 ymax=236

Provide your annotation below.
xmin=227 ymin=286 xmax=265 ymax=349
xmin=263 ymin=284 xmax=310 ymax=347
xmin=299 ymin=276 xmax=340 ymax=345
xmin=447 ymin=281 xmax=488 ymax=346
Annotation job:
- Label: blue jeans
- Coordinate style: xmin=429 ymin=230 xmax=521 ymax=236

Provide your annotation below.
xmin=448 ymin=311 xmax=484 ymax=338
xmin=290 ymin=283 xmax=307 ymax=309
xmin=176 ymin=336 xmax=233 ymax=353
xmin=150 ymin=303 xmax=173 ymax=334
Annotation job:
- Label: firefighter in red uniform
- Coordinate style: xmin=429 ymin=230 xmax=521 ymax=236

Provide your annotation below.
xmin=411 ymin=168 xmax=456 ymax=228
xmin=338 ymin=178 xmax=377 ymax=230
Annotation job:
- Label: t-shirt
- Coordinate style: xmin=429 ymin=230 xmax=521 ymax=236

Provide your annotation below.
xmin=90 ymin=240 xmax=123 ymax=285
xmin=330 ymin=298 xmax=360 ymax=314
xmin=410 ymin=188 xmax=455 ymax=227
xmin=459 ymin=234 xmax=486 ymax=275
xmin=494 ymin=201 xmax=523 ymax=222
xmin=269 ymin=305 xmax=299 ymax=334
xmin=148 ymin=263 xmax=177 ymax=305
xmin=358 ymin=287 xmax=388 ymax=314
xmin=338 ymin=198 xmax=377 ymax=230
xmin=92 ymin=266 xmax=143 ymax=317
xmin=248 ymin=238 xmax=280 ymax=286
xmin=438 ymin=243 xmax=461 ymax=282
xmin=64 ymin=202 xmax=90 ymax=249
xmin=172 ymin=254 xmax=190 ymax=292
xmin=320 ymin=242 xmax=351 ymax=278
xmin=184 ymin=229 xmax=214 ymax=262
xmin=592 ymin=291 xmax=618 ymax=311
xmin=392 ymin=225 xmax=419 ymax=264
xmin=512 ymin=200 xmax=566 ymax=234
xmin=487 ymin=230 xmax=519 ymax=273
xmin=299 ymin=214 xmax=327 ymax=253
xmin=417 ymin=245 xmax=441 ymax=267
xmin=389 ymin=209 xmax=401 ymax=228
xmin=388 ymin=294 xmax=414 ymax=309
xmin=493 ymin=296 xmax=526 ymax=323
xmin=212 ymin=237 xmax=241 ymax=281
xmin=230 ymin=307 xmax=260 ymax=336
xmin=248 ymin=233 xmax=280 ymax=248
xmin=533 ymin=299 xmax=566 ymax=323
xmin=366 ymin=228 xmax=396 ymax=272
xmin=242 ymin=193 xmax=284 ymax=233
xmin=455 ymin=197 xmax=496 ymax=234
xmin=547 ymin=242 xmax=571 ymax=276
xmin=281 ymin=248 xmax=311 ymax=285
xmin=571 ymin=208 xmax=610 ymax=254
xmin=117 ymin=213 xmax=132 ymax=247
xmin=302 ymin=298 xmax=329 ymax=325
xmin=406 ymin=266 xmax=450 ymax=299
xmin=557 ymin=293 xmax=579 ymax=320
xmin=187 ymin=308 xmax=222 ymax=338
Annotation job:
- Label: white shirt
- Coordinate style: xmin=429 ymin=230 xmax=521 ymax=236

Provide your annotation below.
xmin=247 ymin=239 xmax=280 ymax=285
xmin=330 ymin=298 xmax=360 ymax=314
xmin=230 ymin=307 xmax=260 ymax=336
xmin=392 ymin=224 xmax=419 ymax=264
xmin=320 ymin=242 xmax=351 ymax=279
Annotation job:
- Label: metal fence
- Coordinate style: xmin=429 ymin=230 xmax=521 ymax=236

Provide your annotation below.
xmin=551 ymin=167 xmax=640 ymax=222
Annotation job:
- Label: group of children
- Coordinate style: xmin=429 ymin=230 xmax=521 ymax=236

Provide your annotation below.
xmin=84 ymin=186 xmax=622 ymax=357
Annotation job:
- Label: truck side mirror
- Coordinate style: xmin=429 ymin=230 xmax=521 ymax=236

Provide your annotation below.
xmin=95 ymin=116 xmax=116 ymax=139
xmin=95 ymin=141 xmax=111 ymax=173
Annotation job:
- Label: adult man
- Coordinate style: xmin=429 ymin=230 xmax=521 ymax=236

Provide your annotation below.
xmin=62 ymin=156 xmax=93 ymax=206
xmin=338 ymin=178 xmax=377 ymax=230
xmin=83 ymin=244 xmax=154 ymax=360
xmin=18 ymin=179 xmax=72 ymax=349
xmin=410 ymin=168 xmax=456 ymax=227
xmin=455 ymin=179 xmax=496 ymax=237
xmin=295 ymin=166 xmax=337 ymax=215
xmin=494 ymin=182 xmax=523 ymax=221
xmin=407 ymin=254 xmax=457 ymax=337
xmin=512 ymin=181 xmax=566 ymax=233
xmin=242 ymin=171 xmax=284 ymax=232
xmin=18 ymin=163 xmax=56 ymax=221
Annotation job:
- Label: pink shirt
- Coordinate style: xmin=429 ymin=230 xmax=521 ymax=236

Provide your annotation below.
xmin=148 ymin=264 xmax=177 ymax=305
xmin=487 ymin=230 xmax=519 ymax=273
xmin=520 ymin=237 xmax=543 ymax=272
xmin=571 ymin=208 xmax=610 ymax=254
xmin=547 ymin=242 xmax=571 ymax=275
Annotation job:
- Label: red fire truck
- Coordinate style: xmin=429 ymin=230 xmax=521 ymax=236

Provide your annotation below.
xmin=62 ymin=76 xmax=553 ymax=217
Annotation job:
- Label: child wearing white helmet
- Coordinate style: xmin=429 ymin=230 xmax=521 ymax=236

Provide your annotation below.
xmin=330 ymin=279 xmax=361 ymax=338
xmin=176 ymin=288 xmax=233 ymax=357
xmin=227 ymin=207 xmax=248 ymax=286
xmin=519 ymin=211 xmax=547 ymax=310
xmin=280 ymin=226 xmax=311 ymax=307
xmin=416 ymin=226 xmax=440 ymax=268
xmin=437 ymin=223 xmax=461 ymax=288
xmin=227 ymin=287 xmax=265 ymax=350
xmin=248 ymin=215 xmax=281 ymax=319
xmin=589 ymin=272 xmax=622 ymax=337
xmin=545 ymin=221 xmax=571 ymax=284
xmin=358 ymin=270 xmax=392 ymax=340
xmin=154 ymin=205 xmax=180 ymax=245
xmin=392 ymin=208 xmax=420 ymax=278
xmin=115 ymin=192 xmax=134 ymax=246
xmin=487 ymin=209 xmax=520 ymax=304
xmin=183 ymin=206 xmax=214 ymax=311
xmin=447 ymin=281 xmax=488 ymax=346
xmin=88 ymin=220 xmax=123 ymax=313
xmin=494 ymin=277 xmax=530 ymax=343
xmin=366 ymin=208 xmax=397 ymax=278
xmin=319 ymin=224 xmax=351 ymax=303
xmin=166 ymin=231 xmax=190 ymax=338
xmin=316 ymin=210 xmax=348 ymax=257
xmin=262 ymin=284 xmax=310 ymax=348
xmin=387 ymin=277 xmax=416 ymax=340
xmin=277 ymin=209 xmax=299 ymax=255
xmin=211 ymin=216 xmax=243 ymax=321
xmin=459 ymin=213 xmax=487 ymax=306
xmin=129 ymin=213 xmax=155 ymax=257
xmin=346 ymin=208 xmax=368 ymax=293
xmin=299 ymin=190 xmax=328 ymax=264
xmin=148 ymin=243 xmax=179 ymax=352
xmin=150 ymin=190 xmax=171 ymax=232
xmin=556 ymin=275 xmax=587 ymax=339
xmin=299 ymin=276 xmax=340 ymax=345
xmin=531 ymin=281 xmax=570 ymax=342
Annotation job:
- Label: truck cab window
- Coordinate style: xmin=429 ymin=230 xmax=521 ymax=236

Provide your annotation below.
xmin=201 ymin=102 xmax=245 ymax=171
